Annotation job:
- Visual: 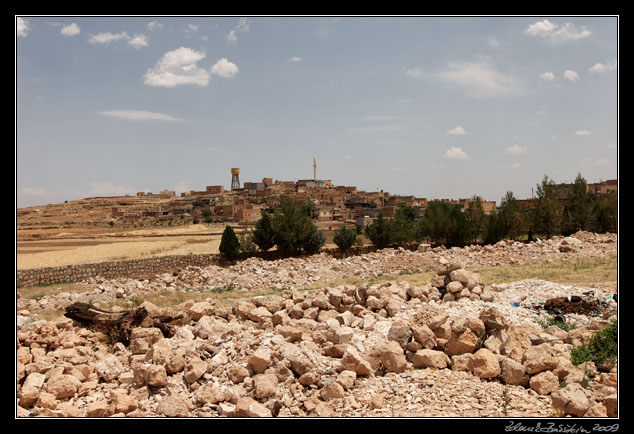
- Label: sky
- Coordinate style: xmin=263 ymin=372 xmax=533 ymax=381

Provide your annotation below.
xmin=16 ymin=16 xmax=618 ymax=209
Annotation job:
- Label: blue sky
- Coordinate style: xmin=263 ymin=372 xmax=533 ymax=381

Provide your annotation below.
xmin=16 ymin=16 xmax=618 ymax=209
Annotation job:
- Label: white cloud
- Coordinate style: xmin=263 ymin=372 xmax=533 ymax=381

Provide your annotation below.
xmin=225 ymin=17 xmax=251 ymax=45
xmin=237 ymin=17 xmax=251 ymax=32
xmin=17 ymin=17 xmax=31 ymax=37
xmin=88 ymin=31 xmax=130 ymax=45
xmin=524 ymin=19 xmax=592 ymax=43
xmin=589 ymin=59 xmax=617 ymax=74
xmin=210 ymin=58 xmax=239 ymax=78
xmin=435 ymin=61 xmax=520 ymax=98
xmin=404 ymin=67 xmax=425 ymax=79
xmin=88 ymin=31 xmax=147 ymax=48
xmin=574 ymin=129 xmax=592 ymax=136
xmin=147 ymin=21 xmax=164 ymax=31
xmin=443 ymin=146 xmax=471 ymax=160
xmin=504 ymin=145 xmax=527 ymax=156
xmin=225 ymin=29 xmax=238 ymax=45
xmin=185 ymin=24 xmax=199 ymax=33
xmin=144 ymin=47 xmax=210 ymax=87
xmin=447 ymin=126 xmax=467 ymax=135
xmin=391 ymin=167 xmax=404 ymax=173
xmin=347 ymin=124 xmax=401 ymax=134
xmin=540 ymin=71 xmax=556 ymax=81
xmin=128 ymin=34 xmax=149 ymax=49
xmin=563 ymin=70 xmax=580 ymax=82
xmin=287 ymin=56 xmax=303 ymax=63
xmin=60 ymin=22 xmax=80 ymax=36
xmin=99 ymin=110 xmax=187 ymax=123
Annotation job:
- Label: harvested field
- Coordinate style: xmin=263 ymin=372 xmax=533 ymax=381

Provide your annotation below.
xmin=16 ymin=224 xmax=226 ymax=270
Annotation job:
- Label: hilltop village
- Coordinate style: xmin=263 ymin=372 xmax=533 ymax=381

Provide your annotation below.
xmin=106 ymin=166 xmax=616 ymax=230
xmin=110 ymin=168 xmax=497 ymax=230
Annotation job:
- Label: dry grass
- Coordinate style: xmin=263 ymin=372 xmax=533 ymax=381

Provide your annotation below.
xmin=474 ymin=255 xmax=618 ymax=290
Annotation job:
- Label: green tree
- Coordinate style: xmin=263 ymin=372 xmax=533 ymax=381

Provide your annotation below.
xmin=498 ymin=191 xmax=526 ymax=240
xmin=563 ymin=173 xmax=595 ymax=235
xmin=531 ymin=175 xmax=563 ymax=239
xmin=365 ymin=211 xmax=392 ymax=248
xmin=252 ymin=209 xmax=276 ymax=251
xmin=271 ymin=197 xmax=325 ymax=256
xmin=333 ymin=225 xmax=358 ymax=254
xmin=465 ymin=196 xmax=487 ymax=244
xmin=446 ymin=205 xmax=471 ymax=247
xmin=301 ymin=224 xmax=326 ymax=254
xmin=219 ymin=225 xmax=240 ymax=260
xmin=591 ymin=191 xmax=617 ymax=233
xmin=238 ymin=228 xmax=257 ymax=258
xmin=484 ymin=212 xmax=506 ymax=245
xmin=420 ymin=201 xmax=452 ymax=246
xmin=390 ymin=204 xmax=419 ymax=244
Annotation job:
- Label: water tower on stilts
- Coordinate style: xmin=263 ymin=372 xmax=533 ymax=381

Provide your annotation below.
xmin=231 ymin=168 xmax=240 ymax=190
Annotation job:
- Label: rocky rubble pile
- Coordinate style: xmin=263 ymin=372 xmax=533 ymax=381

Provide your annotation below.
xmin=17 ymin=262 xmax=617 ymax=418
xmin=16 ymin=231 xmax=617 ymax=317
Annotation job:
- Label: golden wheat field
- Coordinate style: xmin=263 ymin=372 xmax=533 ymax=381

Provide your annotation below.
xmin=16 ymin=224 xmax=226 ymax=270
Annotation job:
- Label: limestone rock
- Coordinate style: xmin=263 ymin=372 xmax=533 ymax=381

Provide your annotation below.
xmin=472 ymin=349 xmax=501 ymax=379
xmin=411 ymin=349 xmax=447 ymax=369
xmin=530 ymin=371 xmax=560 ymax=395
xmin=157 ymin=396 xmax=191 ymax=417
xmin=551 ymin=383 xmax=591 ymax=417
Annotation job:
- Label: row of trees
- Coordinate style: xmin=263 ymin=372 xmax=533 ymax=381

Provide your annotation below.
xmin=363 ymin=173 xmax=617 ymax=248
xmin=220 ymin=174 xmax=617 ymax=259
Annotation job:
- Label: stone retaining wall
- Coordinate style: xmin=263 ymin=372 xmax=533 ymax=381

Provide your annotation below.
xmin=16 ymin=243 xmax=419 ymax=288
xmin=16 ymin=254 xmax=217 ymax=288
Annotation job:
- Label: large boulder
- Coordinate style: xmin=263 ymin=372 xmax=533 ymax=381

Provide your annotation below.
xmin=411 ymin=349 xmax=448 ymax=369
xmin=472 ymin=348 xmax=501 ymax=379
xmin=551 ymin=383 xmax=591 ymax=417
xmin=530 ymin=371 xmax=560 ymax=395
xmin=445 ymin=330 xmax=479 ymax=356
xmin=95 ymin=354 xmax=124 ymax=382
xmin=341 ymin=346 xmax=373 ymax=375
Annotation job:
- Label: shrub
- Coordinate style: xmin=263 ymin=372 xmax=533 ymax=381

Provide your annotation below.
xmin=570 ymin=319 xmax=617 ymax=367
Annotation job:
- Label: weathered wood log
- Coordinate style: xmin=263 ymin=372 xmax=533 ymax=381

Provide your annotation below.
xmin=64 ymin=302 xmax=181 ymax=345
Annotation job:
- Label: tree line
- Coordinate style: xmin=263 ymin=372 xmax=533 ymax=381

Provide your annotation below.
xmin=364 ymin=173 xmax=617 ymax=248
xmin=219 ymin=174 xmax=617 ymax=259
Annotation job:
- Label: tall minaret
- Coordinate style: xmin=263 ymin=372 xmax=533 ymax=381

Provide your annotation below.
xmin=313 ymin=153 xmax=317 ymax=182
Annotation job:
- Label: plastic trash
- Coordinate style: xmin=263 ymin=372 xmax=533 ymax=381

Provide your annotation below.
xmin=511 ymin=302 xmax=520 ymax=307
